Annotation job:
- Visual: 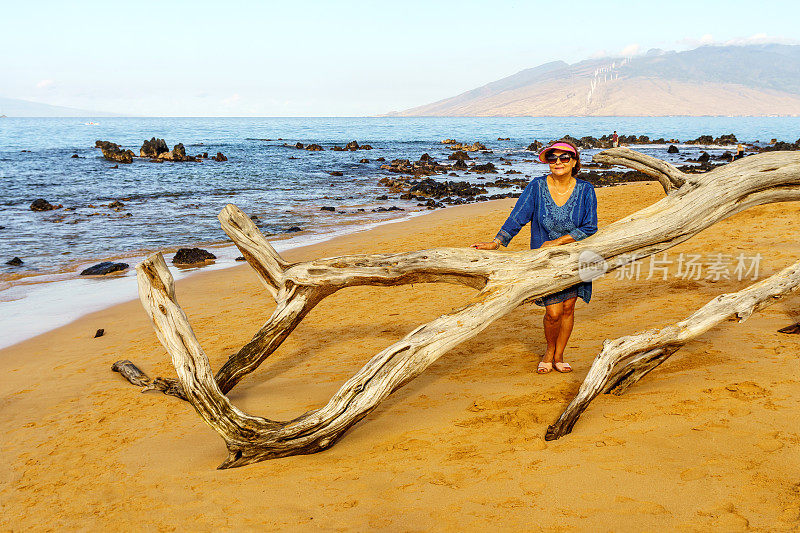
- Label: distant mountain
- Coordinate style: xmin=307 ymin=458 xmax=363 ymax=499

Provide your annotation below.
xmin=391 ymin=44 xmax=800 ymax=116
xmin=0 ymin=97 xmax=121 ymax=117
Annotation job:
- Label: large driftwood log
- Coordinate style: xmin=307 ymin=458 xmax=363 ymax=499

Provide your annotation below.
xmin=126 ymin=148 xmax=800 ymax=467
xmin=545 ymin=259 xmax=800 ymax=441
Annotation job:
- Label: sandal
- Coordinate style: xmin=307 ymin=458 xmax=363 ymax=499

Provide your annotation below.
xmin=537 ymin=361 xmax=553 ymax=374
xmin=554 ymin=362 xmax=572 ymax=373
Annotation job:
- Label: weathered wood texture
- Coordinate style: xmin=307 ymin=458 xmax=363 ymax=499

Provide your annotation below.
xmin=123 ymin=148 xmax=800 ymax=467
xmin=545 ymin=259 xmax=800 ymax=441
xmin=111 ymin=360 xmax=185 ymax=398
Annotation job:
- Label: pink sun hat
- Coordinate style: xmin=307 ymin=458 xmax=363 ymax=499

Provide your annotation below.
xmin=538 ymin=141 xmax=578 ymax=163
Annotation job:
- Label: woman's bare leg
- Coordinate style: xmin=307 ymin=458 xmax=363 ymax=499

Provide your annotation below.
xmin=542 ymin=302 xmax=564 ymax=363
xmin=553 ymin=297 xmax=577 ymax=364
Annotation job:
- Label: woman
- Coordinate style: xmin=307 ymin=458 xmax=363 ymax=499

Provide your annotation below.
xmin=472 ymin=141 xmax=598 ymax=374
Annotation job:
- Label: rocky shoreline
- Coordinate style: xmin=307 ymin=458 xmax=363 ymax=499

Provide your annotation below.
xmin=96 ymin=137 xmax=227 ymax=164
xmin=6 ymin=131 xmax=799 ymax=280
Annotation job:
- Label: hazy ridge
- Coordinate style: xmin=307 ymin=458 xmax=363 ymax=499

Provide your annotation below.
xmin=391 ymin=44 xmax=800 ymax=117
xmin=0 ymin=97 xmax=120 ymax=117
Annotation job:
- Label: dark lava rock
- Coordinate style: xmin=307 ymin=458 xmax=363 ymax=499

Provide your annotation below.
xmin=305 ymin=144 xmax=324 ymax=151
xmin=446 ymin=141 xmax=486 ymax=152
xmin=212 ymin=152 xmax=227 ymax=161
xmin=172 ymin=248 xmax=216 ymax=264
xmin=95 ymin=140 xmax=118 ymax=150
xmin=687 ymin=135 xmax=714 ymax=145
xmin=578 ymin=136 xmax=602 ymax=148
xmin=321 ymin=206 xmax=336 ymax=212
xmin=110 ymin=165 xmax=118 ymax=169
xmin=109 ymin=200 xmax=125 ymax=209
xmin=96 ymin=140 xmax=134 ymax=164
xmin=6 ymin=257 xmax=23 ymax=266
xmin=103 ymin=147 xmax=134 ymax=164
xmin=140 ymin=137 xmax=169 ymax=158
xmin=471 ymin=162 xmax=497 ymax=174
xmin=667 ymin=145 xmax=679 ymax=154
xmin=448 ymin=150 xmax=471 ymax=161
xmin=620 ymin=135 xmax=651 ymax=145
xmin=94 ymin=328 xmax=104 ymax=338
xmin=715 ymin=134 xmax=737 ymax=145
xmin=678 ymin=162 xmax=719 ymax=173
xmin=549 ymin=135 xmax=606 ymax=149
xmin=453 ymin=159 xmax=468 ymax=170
xmin=759 ymin=139 xmax=800 ymax=152
xmin=295 ymin=142 xmax=305 ymax=149
xmin=71 ymin=154 xmax=79 ymax=158
xmin=381 ymin=157 xmax=448 ymax=177
xmin=697 ymin=151 xmax=710 ymax=163
xmin=409 ymin=178 xmax=487 ymax=199
xmin=497 ymin=137 xmax=510 ymax=141
xmin=203 ymin=152 xmax=209 ymax=158
xmin=376 ymin=157 xmax=386 ymax=162
xmin=285 ymin=226 xmax=302 ymax=233
xmin=30 ymin=198 xmax=61 ymax=211
xmin=171 ymin=143 xmax=186 ymax=160
xmin=376 ymin=194 xmax=388 ymax=200
xmin=80 ymin=262 xmax=129 ymax=275
xmin=361 ymin=144 xmax=373 ymax=150
xmin=684 ymin=133 xmax=736 ymax=145
xmin=359 ymin=158 xmax=370 ymax=163
xmin=580 ymin=169 xmax=655 ymax=187
xmin=345 ymin=141 xmax=360 ymax=150
xmin=526 ymin=141 xmax=543 ymax=151
xmin=329 ymin=171 xmax=344 ymax=176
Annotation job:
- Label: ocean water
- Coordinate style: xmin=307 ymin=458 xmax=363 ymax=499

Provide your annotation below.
xmin=0 ymin=116 xmax=798 ymax=348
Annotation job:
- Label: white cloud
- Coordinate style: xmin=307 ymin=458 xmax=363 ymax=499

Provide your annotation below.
xmin=36 ymin=79 xmax=55 ymax=89
xmin=590 ymin=49 xmax=609 ymax=59
xmin=222 ymin=93 xmax=241 ymax=106
xmin=724 ymin=33 xmax=771 ymax=45
xmin=620 ymin=43 xmax=640 ymax=57
xmin=678 ymin=33 xmax=799 ymax=48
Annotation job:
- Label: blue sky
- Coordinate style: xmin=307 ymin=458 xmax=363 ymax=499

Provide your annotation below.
xmin=2 ymin=0 xmax=799 ymax=116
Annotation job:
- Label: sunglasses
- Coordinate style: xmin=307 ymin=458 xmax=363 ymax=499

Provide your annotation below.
xmin=544 ymin=152 xmax=575 ymax=163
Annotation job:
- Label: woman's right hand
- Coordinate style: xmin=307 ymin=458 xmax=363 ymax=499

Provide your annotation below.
xmin=471 ymin=241 xmax=500 ymax=250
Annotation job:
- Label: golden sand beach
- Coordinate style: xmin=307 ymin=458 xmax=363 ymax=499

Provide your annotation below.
xmin=2 ymin=181 xmax=799 ymax=531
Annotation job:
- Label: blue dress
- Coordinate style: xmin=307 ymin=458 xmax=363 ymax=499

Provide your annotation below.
xmin=495 ymin=175 xmax=598 ymax=306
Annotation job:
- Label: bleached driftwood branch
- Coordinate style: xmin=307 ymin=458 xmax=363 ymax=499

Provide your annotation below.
xmin=545 ymin=258 xmax=800 ymax=441
xmin=125 ymin=148 xmax=800 ymax=467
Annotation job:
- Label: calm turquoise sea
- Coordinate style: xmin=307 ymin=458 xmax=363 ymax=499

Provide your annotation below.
xmin=0 ymin=116 xmax=798 ymax=348
xmin=2 ymin=116 xmax=798 ymax=279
